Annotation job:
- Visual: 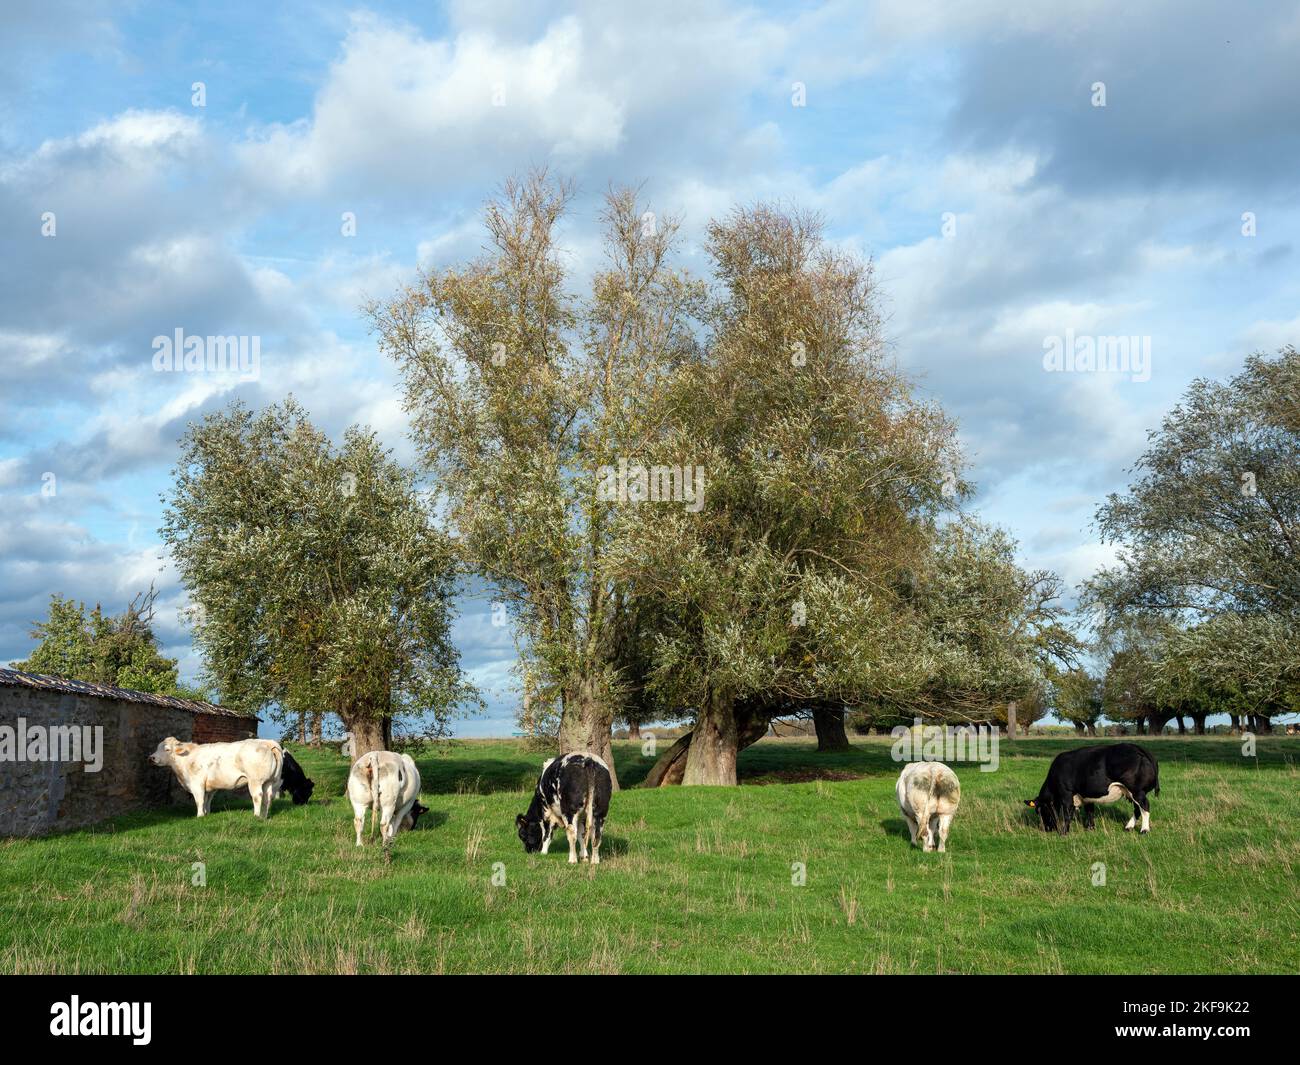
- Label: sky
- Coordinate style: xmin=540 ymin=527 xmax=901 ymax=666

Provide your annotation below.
xmin=3 ymin=0 xmax=1298 ymax=736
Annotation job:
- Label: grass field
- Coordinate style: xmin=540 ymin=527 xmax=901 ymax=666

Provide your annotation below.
xmin=2 ymin=736 xmax=1297 ymax=974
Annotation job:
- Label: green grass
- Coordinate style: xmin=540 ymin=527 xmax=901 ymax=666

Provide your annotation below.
xmin=2 ymin=736 xmax=1298 ymax=973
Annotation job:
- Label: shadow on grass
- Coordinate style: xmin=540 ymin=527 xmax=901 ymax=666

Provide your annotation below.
xmin=879 ymin=817 xmax=911 ymax=842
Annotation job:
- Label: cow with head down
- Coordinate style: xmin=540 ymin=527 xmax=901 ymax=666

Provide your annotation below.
xmin=516 ymin=752 xmax=612 ymax=864
xmin=276 ymin=750 xmax=315 ymax=805
xmin=149 ymin=736 xmax=284 ymax=819
xmin=346 ymin=750 xmax=427 ymax=847
xmin=1026 ymin=742 xmax=1160 ymax=835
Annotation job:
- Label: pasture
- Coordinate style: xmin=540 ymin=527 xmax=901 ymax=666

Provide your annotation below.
xmin=1 ymin=736 xmax=1297 ymax=974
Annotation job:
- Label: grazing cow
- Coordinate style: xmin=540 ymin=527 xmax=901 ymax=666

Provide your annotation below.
xmin=346 ymin=751 xmax=427 ymax=847
xmin=516 ymin=752 xmax=612 ymax=864
xmin=896 ymin=761 xmax=961 ymax=852
xmin=277 ymin=750 xmax=315 ymax=805
xmin=1025 ymin=742 xmax=1160 ymax=835
xmin=149 ymin=736 xmax=284 ymax=819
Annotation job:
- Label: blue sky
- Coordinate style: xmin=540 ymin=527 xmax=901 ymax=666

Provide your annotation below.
xmin=3 ymin=0 xmax=1298 ymax=736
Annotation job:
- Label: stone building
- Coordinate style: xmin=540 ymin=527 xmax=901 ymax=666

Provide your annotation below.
xmin=0 ymin=667 xmax=258 ymax=837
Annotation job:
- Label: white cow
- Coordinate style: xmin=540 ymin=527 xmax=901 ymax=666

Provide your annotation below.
xmin=896 ymin=760 xmax=961 ymax=853
xmin=149 ymin=736 xmax=284 ymax=819
xmin=346 ymin=751 xmax=427 ymax=846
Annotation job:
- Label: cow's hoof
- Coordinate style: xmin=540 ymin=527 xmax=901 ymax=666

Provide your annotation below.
xmin=1139 ymin=828 xmax=1149 ymax=835
xmin=568 ymin=857 xmax=578 ymax=864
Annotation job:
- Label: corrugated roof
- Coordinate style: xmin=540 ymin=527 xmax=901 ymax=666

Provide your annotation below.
xmin=0 ymin=667 xmax=256 ymax=719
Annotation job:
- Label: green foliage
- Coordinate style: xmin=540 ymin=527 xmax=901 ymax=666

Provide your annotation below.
xmin=1051 ymin=667 xmax=1103 ymax=729
xmin=1091 ymin=347 xmax=1300 ymax=615
xmin=374 ymin=175 xmax=703 ymax=751
xmin=1087 ymin=348 xmax=1300 ymax=726
xmin=160 ymin=398 xmax=477 ymax=735
xmin=13 ymin=590 xmax=182 ymax=696
xmin=607 ymin=204 xmax=960 ymax=722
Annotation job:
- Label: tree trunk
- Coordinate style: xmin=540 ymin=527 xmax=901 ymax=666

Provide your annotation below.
xmin=558 ymin=676 xmax=619 ymax=791
xmin=1176 ymin=715 xmax=1187 ymax=735
xmin=345 ymin=716 xmax=387 ymax=760
xmin=296 ymin=711 xmax=307 ymax=745
xmin=628 ymin=721 xmax=642 ymax=740
xmin=683 ymin=685 xmax=738 ymax=786
xmin=310 ymin=711 xmax=323 ymax=747
xmin=812 ymin=704 xmax=851 ymax=752
xmin=1072 ymin=720 xmax=1087 ymax=735
xmin=644 ymin=696 xmax=768 ymax=787
xmin=1192 ymin=714 xmax=1206 ymax=735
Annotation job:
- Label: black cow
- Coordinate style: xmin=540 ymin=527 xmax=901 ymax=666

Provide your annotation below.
xmin=516 ymin=752 xmax=612 ymax=864
xmin=278 ymin=750 xmax=315 ymax=805
xmin=1025 ymin=743 xmax=1159 ymax=835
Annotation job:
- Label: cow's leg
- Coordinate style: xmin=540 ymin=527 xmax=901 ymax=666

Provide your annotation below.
xmin=565 ymin=817 xmax=578 ymax=864
xmin=540 ymin=822 xmax=553 ymax=855
xmin=902 ymin=811 xmax=919 ymax=846
xmin=248 ymin=781 xmax=263 ymax=818
xmin=1134 ymin=791 xmax=1151 ymax=834
xmin=579 ymin=807 xmax=591 ymax=862
xmin=937 ymin=813 xmax=954 ymax=852
xmin=353 ymin=814 xmax=365 ymax=846
xmin=591 ymin=816 xmax=603 ymax=865
xmin=1080 ymin=804 xmax=1096 ymax=831
xmin=191 ymin=784 xmax=208 ymax=817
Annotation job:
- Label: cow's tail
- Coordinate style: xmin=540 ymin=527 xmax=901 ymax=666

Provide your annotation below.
xmin=583 ymin=763 xmax=597 ymax=846
xmin=1142 ymin=747 xmax=1161 ymax=796
xmin=914 ymin=792 xmax=937 ymax=831
xmin=269 ymin=742 xmax=284 ymax=791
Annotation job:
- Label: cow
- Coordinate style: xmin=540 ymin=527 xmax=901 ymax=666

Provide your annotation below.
xmin=896 ymin=761 xmax=961 ymax=852
xmin=277 ymin=750 xmax=315 ymax=805
xmin=1025 ymin=742 xmax=1160 ymax=835
xmin=516 ymin=752 xmax=612 ymax=864
xmin=346 ymin=751 xmax=427 ymax=847
xmin=149 ymin=736 xmax=284 ymax=819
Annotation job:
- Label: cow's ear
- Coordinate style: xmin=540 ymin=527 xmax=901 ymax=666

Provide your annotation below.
xmin=516 ymin=813 xmax=526 ymax=827
xmin=1024 ymin=799 xmax=1035 ymax=808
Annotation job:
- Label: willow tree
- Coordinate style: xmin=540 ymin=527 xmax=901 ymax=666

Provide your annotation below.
xmin=1090 ymin=348 xmax=1300 ymax=618
xmin=372 ymin=174 xmax=702 ymax=787
xmin=1149 ymin=614 xmax=1299 ymax=733
xmin=161 ymin=399 xmax=475 ymax=757
xmin=611 ymin=205 xmax=960 ymax=786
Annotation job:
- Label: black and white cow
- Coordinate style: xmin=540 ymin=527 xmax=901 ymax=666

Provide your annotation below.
xmin=1025 ymin=742 xmax=1160 ymax=835
xmin=278 ymin=750 xmax=315 ymax=805
xmin=516 ymin=752 xmax=612 ymax=864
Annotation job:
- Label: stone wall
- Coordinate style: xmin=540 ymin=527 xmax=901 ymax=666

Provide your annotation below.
xmin=0 ymin=686 xmax=217 ymax=837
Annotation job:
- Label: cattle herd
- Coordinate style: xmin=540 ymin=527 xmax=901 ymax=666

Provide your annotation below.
xmin=147 ymin=736 xmax=1161 ymax=858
